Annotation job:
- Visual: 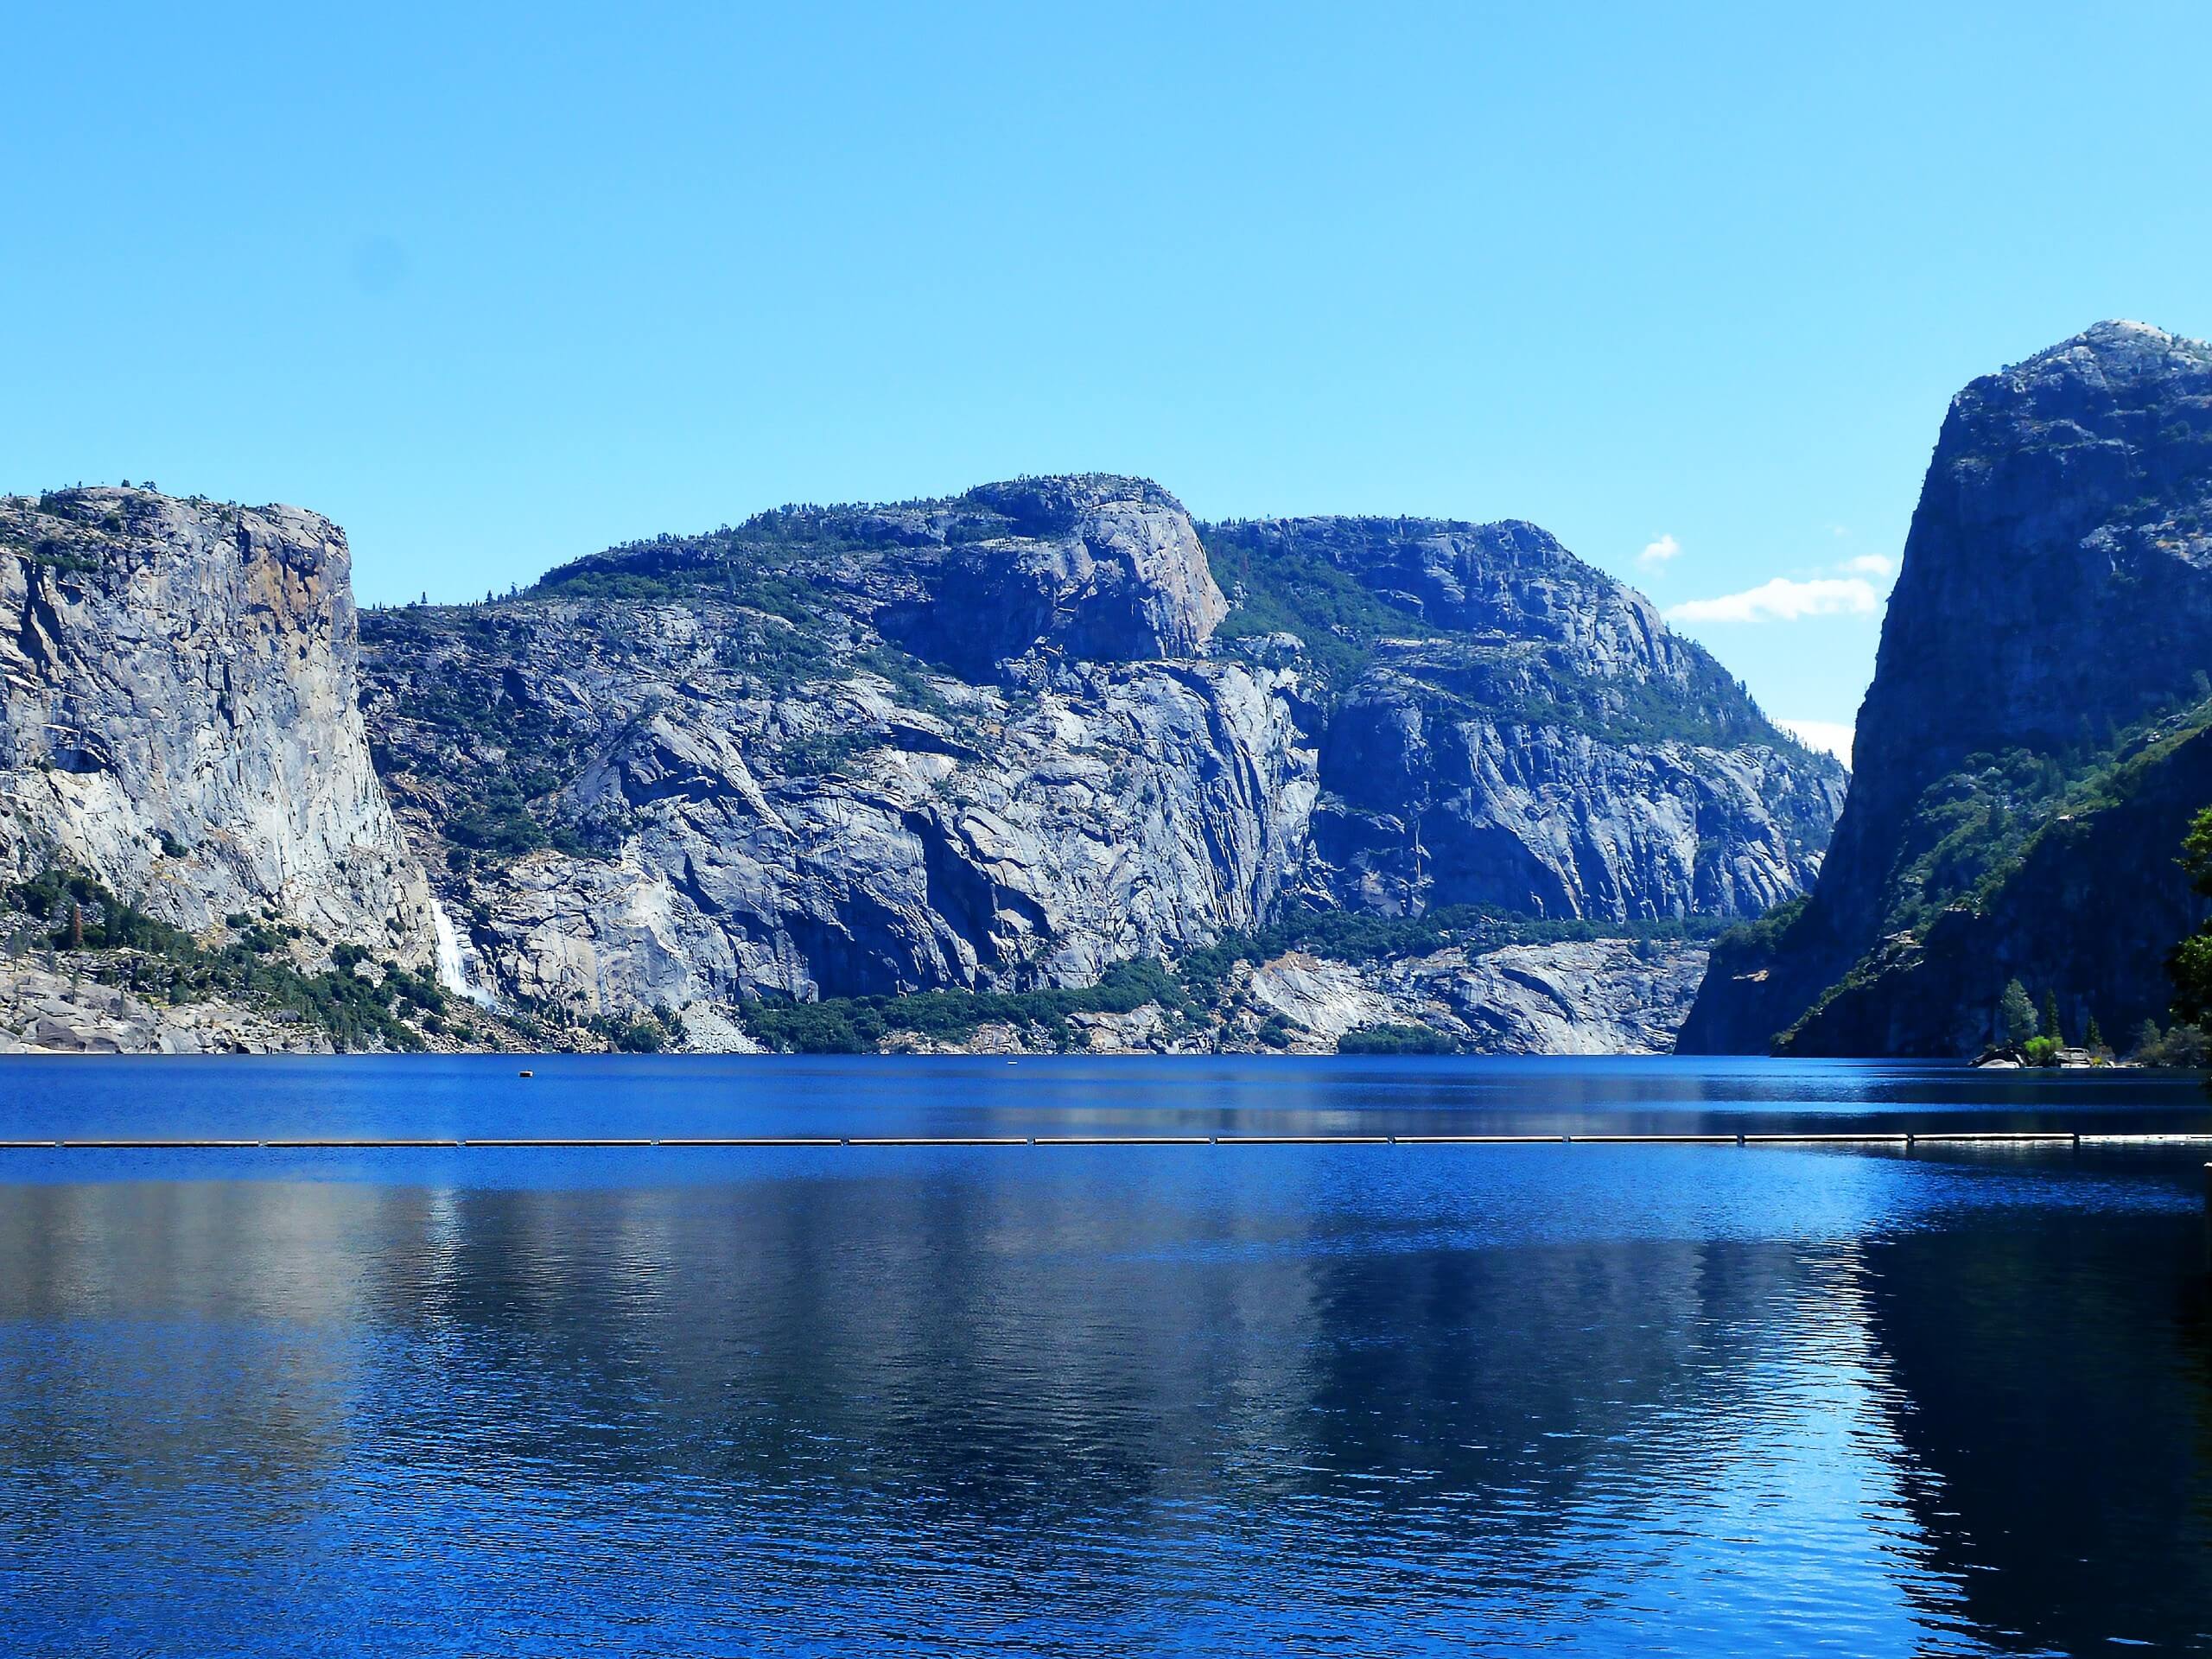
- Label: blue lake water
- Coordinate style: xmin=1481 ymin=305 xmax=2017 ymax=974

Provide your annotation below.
xmin=2 ymin=1056 xmax=2209 ymax=1656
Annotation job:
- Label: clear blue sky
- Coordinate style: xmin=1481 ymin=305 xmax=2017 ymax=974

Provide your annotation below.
xmin=8 ymin=2 xmax=2209 ymax=750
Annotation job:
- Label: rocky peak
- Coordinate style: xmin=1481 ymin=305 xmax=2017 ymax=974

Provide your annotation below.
xmin=862 ymin=474 xmax=1228 ymax=677
xmin=1200 ymin=511 xmax=1842 ymax=924
xmin=2005 ymin=317 xmax=2211 ymax=385
xmin=1202 ymin=513 xmax=1709 ymax=690
xmin=1823 ymin=319 xmax=2212 ymax=942
xmin=961 ymin=473 xmax=1188 ymax=532
xmin=1681 ymin=319 xmax=2212 ymax=1053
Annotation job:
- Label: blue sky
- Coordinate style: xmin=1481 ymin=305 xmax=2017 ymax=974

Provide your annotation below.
xmin=7 ymin=3 xmax=2209 ymax=752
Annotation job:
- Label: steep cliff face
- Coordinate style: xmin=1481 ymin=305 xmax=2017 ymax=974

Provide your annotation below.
xmin=0 ymin=487 xmax=435 ymax=958
xmin=1681 ymin=321 xmax=2212 ymax=1054
xmin=360 ymin=478 xmax=1308 ymax=1013
xmin=359 ymin=479 xmax=1839 ymax=1040
xmin=1311 ymin=678 xmax=1834 ymax=919
xmin=1205 ymin=517 xmax=1843 ymax=922
xmin=365 ymin=604 xmax=1311 ymax=1009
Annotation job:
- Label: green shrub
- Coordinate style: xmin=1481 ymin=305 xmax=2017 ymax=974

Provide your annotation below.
xmin=2134 ymin=1021 xmax=2210 ymax=1067
xmin=740 ymin=956 xmax=1184 ymax=1054
xmin=1337 ymin=1022 xmax=1460 ymax=1055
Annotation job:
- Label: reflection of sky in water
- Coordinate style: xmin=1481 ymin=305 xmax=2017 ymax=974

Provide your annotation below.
xmin=1 ymin=1058 xmax=2208 ymax=1655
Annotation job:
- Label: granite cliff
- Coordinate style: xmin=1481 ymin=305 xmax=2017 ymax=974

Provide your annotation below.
xmin=1681 ymin=321 xmax=2212 ymax=1054
xmin=356 ymin=475 xmax=1839 ymax=1049
xmin=0 ymin=487 xmax=435 ymax=959
xmin=1205 ymin=517 xmax=1839 ymax=921
xmin=0 ymin=473 xmax=1841 ymax=1054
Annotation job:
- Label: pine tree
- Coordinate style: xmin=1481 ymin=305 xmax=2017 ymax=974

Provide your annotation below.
xmin=1999 ymin=979 xmax=2037 ymax=1047
xmin=67 ymin=900 xmax=83 ymax=950
xmin=2131 ymin=1018 xmax=2163 ymax=1061
xmin=2085 ymin=1014 xmax=2106 ymax=1053
xmin=2167 ymin=806 xmax=2212 ymax=1026
xmin=2040 ymin=989 xmax=2063 ymax=1044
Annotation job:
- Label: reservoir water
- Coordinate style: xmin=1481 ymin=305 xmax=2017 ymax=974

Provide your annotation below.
xmin=2 ymin=1056 xmax=2209 ymax=1656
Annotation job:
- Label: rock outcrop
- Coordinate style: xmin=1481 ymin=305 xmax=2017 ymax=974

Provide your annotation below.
xmin=359 ymin=478 xmax=1837 ymax=1042
xmin=1681 ymin=321 xmax=2212 ymax=1054
xmin=872 ymin=475 xmax=1229 ymax=674
xmin=1369 ymin=938 xmax=1708 ymax=1056
xmin=0 ymin=960 xmax=335 ymax=1054
xmin=0 ymin=488 xmax=435 ymax=960
xmin=1244 ymin=939 xmax=1707 ymax=1055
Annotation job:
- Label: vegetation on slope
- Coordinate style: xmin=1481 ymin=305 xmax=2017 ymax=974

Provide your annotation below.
xmin=3 ymin=869 xmax=447 ymax=1051
xmin=1198 ymin=518 xmax=1819 ymax=754
xmin=739 ymin=903 xmax=1727 ymax=1054
xmin=1755 ymin=693 xmax=2212 ymax=1057
xmin=1866 ymin=688 xmax=2212 ymax=939
xmin=1200 ymin=526 xmax=1446 ymax=692
xmin=741 ymin=957 xmax=1188 ymax=1053
xmin=2162 ymin=801 xmax=2212 ymax=1047
xmin=1334 ymin=1023 xmax=1460 ymax=1055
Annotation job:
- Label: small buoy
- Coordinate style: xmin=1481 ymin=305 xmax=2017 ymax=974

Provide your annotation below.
xmin=518 ymin=1069 xmax=533 ymax=1077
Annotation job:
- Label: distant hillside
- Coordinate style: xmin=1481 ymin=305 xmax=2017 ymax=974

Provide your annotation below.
xmin=354 ymin=475 xmax=1840 ymax=1049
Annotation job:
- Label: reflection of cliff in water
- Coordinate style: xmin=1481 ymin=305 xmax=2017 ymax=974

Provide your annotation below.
xmin=1859 ymin=1170 xmax=2212 ymax=1651
xmin=0 ymin=1161 xmax=1979 ymax=1646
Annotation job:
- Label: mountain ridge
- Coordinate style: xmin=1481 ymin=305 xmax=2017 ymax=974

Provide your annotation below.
xmin=2 ymin=469 xmax=1843 ymax=1053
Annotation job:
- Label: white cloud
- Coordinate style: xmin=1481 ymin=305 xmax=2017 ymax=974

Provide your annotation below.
xmin=1839 ymin=553 xmax=1895 ymax=578
xmin=1637 ymin=532 xmax=1681 ymax=567
xmin=1776 ymin=719 xmax=1855 ymax=766
xmin=1664 ymin=575 xmax=1880 ymax=625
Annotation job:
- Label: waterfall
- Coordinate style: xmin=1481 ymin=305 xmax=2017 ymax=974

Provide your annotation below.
xmin=430 ymin=896 xmax=496 ymax=1009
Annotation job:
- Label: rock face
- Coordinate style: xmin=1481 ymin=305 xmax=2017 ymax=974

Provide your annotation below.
xmin=0 ymin=474 xmax=1837 ymax=1054
xmin=1245 ymin=939 xmax=1706 ymax=1055
xmin=365 ymin=599 xmax=1314 ymax=1014
xmin=1313 ymin=686 xmax=1834 ymax=919
xmin=549 ymin=474 xmax=1228 ymax=681
xmin=1371 ymin=939 xmax=1709 ymax=1056
xmin=872 ymin=475 xmax=1229 ymax=674
xmin=856 ymin=938 xmax=1705 ymax=1057
xmin=365 ymin=623 xmax=1309 ymax=1013
xmin=1681 ymin=321 xmax=2212 ymax=1054
xmin=359 ymin=478 xmax=1837 ymax=1042
xmin=0 ymin=488 xmax=435 ymax=959
xmin=1206 ymin=517 xmax=1842 ymax=920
